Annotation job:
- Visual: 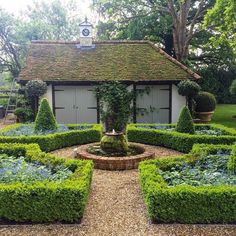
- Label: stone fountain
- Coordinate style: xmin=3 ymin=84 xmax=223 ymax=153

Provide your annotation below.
xmin=75 ymin=128 xmax=155 ymax=170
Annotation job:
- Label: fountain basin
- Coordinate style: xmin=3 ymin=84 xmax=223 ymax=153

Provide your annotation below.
xmin=75 ymin=142 xmax=155 ymax=170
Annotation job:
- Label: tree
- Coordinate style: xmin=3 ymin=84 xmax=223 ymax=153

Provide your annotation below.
xmin=93 ymin=0 xmax=214 ymax=62
xmin=205 ymin=0 xmax=236 ymax=55
xmin=0 ymin=0 xmax=82 ymax=78
xmin=0 ymin=9 xmax=23 ymax=77
xmin=23 ymin=0 xmax=81 ymax=40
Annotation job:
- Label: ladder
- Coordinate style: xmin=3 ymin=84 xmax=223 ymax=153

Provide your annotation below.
xmin=3 ymin=78 xmax=18 ymax=124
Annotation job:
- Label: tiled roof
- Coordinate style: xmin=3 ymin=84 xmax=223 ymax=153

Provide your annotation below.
xmin=19 ymin=40 xmax=200 ymax=82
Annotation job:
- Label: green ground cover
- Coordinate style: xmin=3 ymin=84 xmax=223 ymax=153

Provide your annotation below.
xmin=211 ymin=104 xmax=236 ymax=128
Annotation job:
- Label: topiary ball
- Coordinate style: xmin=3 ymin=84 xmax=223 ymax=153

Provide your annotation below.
xmin=25 ymin=80 xmax=47 ymax=98
xmin=176 ymin=106 xmax=195 ymax=134
xmin=34 ymin=98 xmax=58 ymax=132
xmin=178 ymin=80 xmax=201 ymax=97
xmin=195 ymin=92 xmax=216 ymax=112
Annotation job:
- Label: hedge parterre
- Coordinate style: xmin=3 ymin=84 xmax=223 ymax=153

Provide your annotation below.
xmin=127 ymin=123 xmax=236 ymax=153
xmin=0 ymin=143 xmax=93 ymax=223
xmin=0 ymin=124 xmax=102 ymax=152
xmin=139 ymin=144 xmax=236 ymax=224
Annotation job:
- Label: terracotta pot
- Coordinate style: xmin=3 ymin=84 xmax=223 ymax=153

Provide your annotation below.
xmin=195 ymin=111 xmax=214 ymax=123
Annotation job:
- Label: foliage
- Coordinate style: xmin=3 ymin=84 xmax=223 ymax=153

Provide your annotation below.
xmin=199 ymin=66 xmax=236 ymax=104
xmin=139 ymin=144 xmax=236 ymax=223
xmin=127 ymin=123 xmax=236 ymax=153
xmin=137 ymin=124 xmax=226 ymax=136
xmin=0 ymin=9 xmax=23 ymax=77
xmin=205 ymin=0 xmax=236 ymax=56
xmin=95 ymin=81 xmax=134 ymax=132
xmin=160 ymin=152 xmax=235 ymax=186
xmin=0 ymin=143 xmax=93 ymax=223
xmin=25 ymin=80 xmax=47 ymax=98
xmin=195 ymin=91 xmax=216 ymax=112
xmin=25 ymin=80 xmax=47 ymax=114
xmin=176 ymin=106 xmax=195 ymax=134
xmin=94 ymin=0 xmax=214 ymax=62
xmin=0 ymin=155 xmax=72 ymax=184
xmin=0 ymin=1 xmax=82 ymax=78
xmin=0 ymin=124 xmax=102 ymax=152
xmin=35 ymin=98 xmax=58 ymax=132
xmin=14 ymin=108 xmax=34 ymax=123
xmin=1 ymin=123 xmax=69 ymax=136
xmin=178 ymin=80 xmax=201 ymax=114
xmin=230 ymin=79 xmax=236 ymax=96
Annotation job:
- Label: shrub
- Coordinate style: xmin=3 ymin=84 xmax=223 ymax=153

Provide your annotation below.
xmin=35 ymin=98 xmax=58 ymax=132
xmin=0 ymin=124 xmax=102 ymax=152
xmin=0 ymin=143 xmax=93 ymax=223
xmin=176 ymin=106 xmax=195 ymax=134
xmin=178 ymin=80 xmax=201 ymax=114
xmin=139 ymin=144 xmax=236 ymax=223
xmin=14 ymin=107 xmax=34 ymax=123
xmin=195 ymin=91 xmax=217 ymax=112
xmin=25 ymin=80 xmax=47 ymax=114
xmin=127 ymin=123 xmax=236 ymax=153
xmin=230 ymin=79 xmax=236 ymax=96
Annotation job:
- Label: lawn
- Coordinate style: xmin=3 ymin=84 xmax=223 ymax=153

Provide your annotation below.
xmin=211 ymin=104 xmax=236 ymax=129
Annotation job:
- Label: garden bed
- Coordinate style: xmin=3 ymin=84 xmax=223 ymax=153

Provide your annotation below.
xmin=0 ymin=143 xmax=93 ymax=223
xmin=139 ymin=144 xmax=236 ymax=223
xmin=127 ymin=123 xmax=236 ymax=153
xmin=0 ymin=124 xmax=102 ymax=152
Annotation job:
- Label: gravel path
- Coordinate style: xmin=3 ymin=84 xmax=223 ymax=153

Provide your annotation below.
xmin=0 ymin=145 xmax=235 ymax=235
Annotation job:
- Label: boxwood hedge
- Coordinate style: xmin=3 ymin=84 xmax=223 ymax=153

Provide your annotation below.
xmin=0 ymin=143 xmax=93 ymax=223
xmin=0 ymin=124 xmax=102 ymax=152
xmin=139 ymin=144 xmax=236 ymax=224
xmin=127 ymin=123 xmax=236 ymax=153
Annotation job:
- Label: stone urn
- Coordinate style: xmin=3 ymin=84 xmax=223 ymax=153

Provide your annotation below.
xmin=100 ymin=130 xmax=129 ymax=154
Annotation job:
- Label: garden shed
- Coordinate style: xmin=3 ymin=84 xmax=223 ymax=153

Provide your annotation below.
xmin=19 ymin=22 xmax=200 ymax=124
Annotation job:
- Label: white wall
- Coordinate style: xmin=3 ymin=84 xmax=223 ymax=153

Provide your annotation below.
xmin=43 ymin=84 xmax=53 ymax=108
xmin=171 ymin=84 xmax=186 ymax=123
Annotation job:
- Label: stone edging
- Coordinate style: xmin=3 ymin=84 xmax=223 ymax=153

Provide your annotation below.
xmin=74 ymin=143 xmax=155 ymax=171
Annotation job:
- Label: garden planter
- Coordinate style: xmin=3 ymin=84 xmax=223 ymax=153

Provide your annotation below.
xmin=195 ymin=111 xmax=214 ymax=123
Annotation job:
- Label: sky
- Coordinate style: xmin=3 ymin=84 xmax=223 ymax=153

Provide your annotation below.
xmin=0 ymin=0 xmax=95 ymax=21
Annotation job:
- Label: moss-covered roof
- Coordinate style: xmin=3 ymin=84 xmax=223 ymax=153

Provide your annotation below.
xmin=19 ymin=40 xmax=200 ymax=82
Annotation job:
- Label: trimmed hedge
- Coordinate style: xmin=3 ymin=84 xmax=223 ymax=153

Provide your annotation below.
xmin=0 ymin=124 xmax=102 ymax=152
xmin=127 ymin=123 xmax=236 ymax=153
xmin=139 ymin=144 xmax=236 ymax=223
xmin=0 ymin=143 xmax=93 ymax=223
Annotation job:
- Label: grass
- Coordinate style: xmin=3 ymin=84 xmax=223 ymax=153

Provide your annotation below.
xmin=211 ymin=104 xmax=236 ymax=128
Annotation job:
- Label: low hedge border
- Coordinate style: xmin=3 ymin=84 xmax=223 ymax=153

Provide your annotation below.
xmin=0 ymin=143 xmax=93 ymax=223
xmin=127 ymin=123 xmax=236 ymax=153
xmin=0 ymin=124 xmax=102 ymax=152
xmin=139 ymin=144 xmax=236 ymax=224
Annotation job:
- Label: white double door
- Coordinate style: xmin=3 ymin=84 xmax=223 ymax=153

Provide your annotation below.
xmin=136 ymin=85 xmax=170 ymax=123
xmin=54 ymin=86 xmax=97 ymax=124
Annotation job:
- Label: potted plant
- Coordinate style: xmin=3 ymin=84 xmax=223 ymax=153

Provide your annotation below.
xmin=194 ymin=91 xmax=216 ymax=122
